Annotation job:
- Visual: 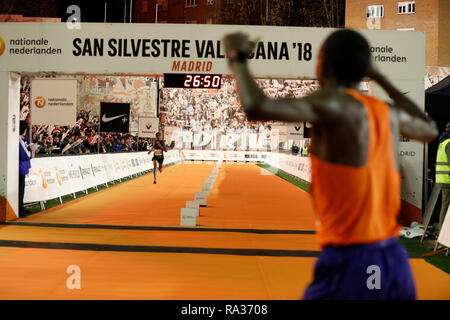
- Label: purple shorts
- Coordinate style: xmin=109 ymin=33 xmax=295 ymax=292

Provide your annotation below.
xmin=302 ymin=237 xmax=416 ymax=300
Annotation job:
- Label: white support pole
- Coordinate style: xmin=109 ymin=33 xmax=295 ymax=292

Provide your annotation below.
xmin=129 ymin=0 xmax=133 ymax=23
xmin=104 ymin=2 xmax=107 ymax=23
xmin=124 ymin=0 xmax=127 ymax=23
xmin=0 ymin=72 xmax=20 ymax=221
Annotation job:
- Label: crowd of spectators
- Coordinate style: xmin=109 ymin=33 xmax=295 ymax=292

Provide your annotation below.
xmin=160 ymin=78 xmax=319 ymax=134
xmin=29 ymin=110 xmax=151 ymax=156
xmin=20 ymin=76 xmax=31 ymax=122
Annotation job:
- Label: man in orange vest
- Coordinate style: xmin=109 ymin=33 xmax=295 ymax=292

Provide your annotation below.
xmin=224 ymin=29 xmax=438 ymax=299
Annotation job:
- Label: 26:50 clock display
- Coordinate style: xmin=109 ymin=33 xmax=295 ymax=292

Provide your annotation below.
xmin=163 ymin=73 xmax=222 ymax=89
xmin=184 ymin=74 xmax=221 ymax=88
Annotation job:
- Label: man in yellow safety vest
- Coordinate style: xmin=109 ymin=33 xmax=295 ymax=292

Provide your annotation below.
xmin=302 ymin=144 xmax=309 ymax=157
xmin=436 ymin=121 xmax=450 ymax=230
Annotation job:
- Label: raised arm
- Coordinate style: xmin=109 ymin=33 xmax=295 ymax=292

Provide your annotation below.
xmin=368 ymin=66 xmax=438 ymax=142
xmin=223 ymin=33 xmax=325 ymax=123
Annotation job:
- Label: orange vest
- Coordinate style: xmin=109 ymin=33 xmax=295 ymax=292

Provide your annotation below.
xmin=310 ymin=89 xmax=401 ymax=248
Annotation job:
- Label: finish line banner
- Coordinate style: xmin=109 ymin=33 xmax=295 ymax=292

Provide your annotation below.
xmin=0 ymin=23 xmax=424 ymax=82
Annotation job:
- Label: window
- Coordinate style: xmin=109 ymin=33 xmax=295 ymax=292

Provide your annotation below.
xmin=366 ymin=5 xmax=384 ymax=18
xmin=398 ymin=1 xmax=415 ymax=14
xmin=185 ymin=0 xmax=198 ymax=7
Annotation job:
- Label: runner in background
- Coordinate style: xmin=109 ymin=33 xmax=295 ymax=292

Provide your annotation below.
xmin=223 ymin=29 xmax=438 ymax=299
xmin=148 ymin=132 xmax=174 ymax=184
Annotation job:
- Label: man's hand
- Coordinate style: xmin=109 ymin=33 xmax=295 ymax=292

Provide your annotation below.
xmin=223 ymin=32 xmax=256 ymax=63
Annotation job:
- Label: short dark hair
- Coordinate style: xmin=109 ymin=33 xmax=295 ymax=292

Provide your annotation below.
xmin=322 ymin=29 xmax=371 ymax=85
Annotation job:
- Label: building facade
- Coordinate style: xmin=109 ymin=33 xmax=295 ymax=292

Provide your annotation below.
xmin=346 ymin=0 xmax=450 ymax=66
xmin=135 ymin=0 xmax=219 ymax=24
xmin=0 ymin=15 xmax=61 ymax=22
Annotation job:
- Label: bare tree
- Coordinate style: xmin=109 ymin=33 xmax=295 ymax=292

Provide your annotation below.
xmin=217 ymin=0 xmax=344 ymax=28
xmin=321 ymin=0 xmax=344 ymax=28
xmin=0 ymin=0 xmax=59 ymax=18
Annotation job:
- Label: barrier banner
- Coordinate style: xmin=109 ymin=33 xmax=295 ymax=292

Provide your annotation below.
xmin=265 ymin=152 xmax=312 ymax=183
xmin=181 ymin=150 xmax=269 ymax=163
xmin=437 ymin=207 xmax=450 ymax=248
xmin=24 ymin=150 xmax=181 ymax=203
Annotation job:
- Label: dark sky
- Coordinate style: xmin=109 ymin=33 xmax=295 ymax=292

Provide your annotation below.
xmin=58 ymin=0 xmax=133 ymax=23
xmin=0 ymin=0 xmax=133 ymax=23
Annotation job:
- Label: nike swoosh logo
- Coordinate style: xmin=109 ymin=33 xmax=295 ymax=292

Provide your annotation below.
xmin=402 ymin=91 xmax=410 ymax=95
xmin=102 ymin=114 xmax=127 ymax=123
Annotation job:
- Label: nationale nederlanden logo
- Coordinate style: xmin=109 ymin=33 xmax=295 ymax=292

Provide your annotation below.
xmin=34 ymin=96 xmax=47 ymax=108
xmin=0 ymin=37 xmax=5 ymax=56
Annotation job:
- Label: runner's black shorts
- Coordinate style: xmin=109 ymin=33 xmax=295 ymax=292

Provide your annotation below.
xmin=153 ymin=155 xmax=164 ymax=163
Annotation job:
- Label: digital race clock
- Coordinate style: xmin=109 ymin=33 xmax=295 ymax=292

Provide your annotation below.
xmin=163 ymin=73 xmax=222 ymax=89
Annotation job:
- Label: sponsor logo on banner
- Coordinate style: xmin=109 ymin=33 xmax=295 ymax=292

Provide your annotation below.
xmin=399 ymin=150 xmax=416 ymax=157
xmin=100 ymin=102 xmax=130 ymax=133
xmin=102 ymin=113 xmax=127 ymax=123
xmin=0 ymin=37 xmax=5 ymax=56
xmin=288 ymin=123 xmax=304 ymax=139
xmin=31 ymin=79 xmax=77 ymax=126
xmin=34 ymin=96 xmax=47 ymax=108
xmin=138 ymin=116 xmax=159 ymax=138
xmin=55 ymin=167 xmax=62 ymax=186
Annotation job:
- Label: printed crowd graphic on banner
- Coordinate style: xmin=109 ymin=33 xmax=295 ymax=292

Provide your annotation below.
xmin=30 ymin=79 xmax=77 ymax=126
xmin=138 ymin=117 xmax=159 ymax=138
xmin=165 ymin=128 xmax=283 ymax=151
xmin=100 ymin=102 xmax=130 ymax=133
